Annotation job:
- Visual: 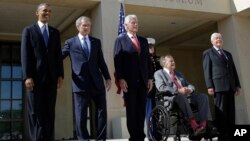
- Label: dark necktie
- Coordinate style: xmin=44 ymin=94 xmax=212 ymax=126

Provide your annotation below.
xmin=131 ymin=35 xmax=140 ymax=53
xmin=82 ymin=37 xmax=89 ymax=58
xmin=218 ymin=49 xmax=228 ymax=60
xmin=170 ymin=71 xmax=181 ymax=89
xmin=42 ymin=25 xmax=48 ymax=47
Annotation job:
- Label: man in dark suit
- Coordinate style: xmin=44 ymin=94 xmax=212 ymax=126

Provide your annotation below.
xmin=203 ymin=32 xmax=241 ymax=141
xmin=21 ymin=3 xmax=64 ymax=141
xmin=114 ymin=14 xmax=153 ymax=141
xmin=62 ymin=16 xmax=111 ymax=141
xmin=154 ymin=54 xmax=211 ymax=139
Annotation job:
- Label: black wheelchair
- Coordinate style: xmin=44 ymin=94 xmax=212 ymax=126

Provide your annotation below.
xmin=148 ymin=91 xmax=217 ymax=141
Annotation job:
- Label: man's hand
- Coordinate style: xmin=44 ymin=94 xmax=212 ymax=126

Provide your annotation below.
xmin=235 ymin=87 xmax=240 ymax=96
xmin=147 ymin=79 xmax=153 ymax=93
xmin=105 ymin=79 xmax=111 ymax=91
xmin=119 ymin=79 xmax=128 ymax=93
xmin=25 ymin=78 xmax=34 ymax=91
xmin=57 ymin=77 xmax=63 ymax=89
xmin=207 ymin=88 xmax=215 ymax=96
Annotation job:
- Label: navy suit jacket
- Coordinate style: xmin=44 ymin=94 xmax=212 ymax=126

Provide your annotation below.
xmin=114 ymin=33 xmax=153 ymax=87
xmin=203 ymin=47 xmax=241 ymax=92
xmin=154 ymin=69 xmax=195 ymax=95
xmin=62 ymin=35 xmax=111 ymax=92
xmin=21 ymin=23 xmax=64 ymax=85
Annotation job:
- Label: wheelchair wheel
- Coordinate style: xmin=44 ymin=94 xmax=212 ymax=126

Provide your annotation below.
xmin=148 ymin=105 xmax=170 ymax=141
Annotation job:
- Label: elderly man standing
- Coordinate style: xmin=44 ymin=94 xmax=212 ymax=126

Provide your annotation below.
xmin=114 ymin=14 xmax=153 ymax=141
xmin=203 ymin=32 xmax=241 ymax=141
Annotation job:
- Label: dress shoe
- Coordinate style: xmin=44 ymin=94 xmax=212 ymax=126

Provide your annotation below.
xmin=204 ymin=127 xmax=220 ymax=139
xmin=194 ymin=126 xmax=206 ymax=136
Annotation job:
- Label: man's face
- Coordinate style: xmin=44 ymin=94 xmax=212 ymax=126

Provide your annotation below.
xmin=36 ymin=4 xmax=51 ymax=23
xmin=164 ymin=56 xmax=176 ymax=70
xmin=149 ymin=46 xmax=155 ymax=54
xmin=211 ymin=34 xmax=223 ymax=48
xmin=125 ymin=18 xmax=138 ymax=34
xmin=77 ymin=19 xmax=91 ymax=36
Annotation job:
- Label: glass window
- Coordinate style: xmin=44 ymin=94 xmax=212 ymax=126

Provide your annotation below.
xmin=12 ymin=122 xmax=23 ymax=140
xmin=0 ymin=42 xmax=23 ymax=141
xmin=0 ymin=81 xmax=11 ymax=99
xmin=12 ymin=81 xmax=22 ymax=99
xmin=12 ymin=66 xmax=22 ymax=79
xmin=1 ymin=66 xmax=11 ymax=79
xmin=0 ymin=100 xmax=11 ymax=119
xmin=12 ymin=100 xmax=22 ymax=119
xmin=0 ymin=122 xmax=11 ymax=140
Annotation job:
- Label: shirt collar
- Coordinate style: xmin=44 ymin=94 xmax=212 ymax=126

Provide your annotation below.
xmin=213 ymin=46 xmax=222 ymax=51
xmin=38 ymin=21 xmax=48 ymax=29
xmin=127 ymin=32 xmax=136 ymax=38
xmin=78 ymin=34 xmax=89 ymax=40
xmin=163 ymin=68 xmax=171 ymax=76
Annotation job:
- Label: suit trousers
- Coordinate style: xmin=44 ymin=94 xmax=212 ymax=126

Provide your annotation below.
xmin=124 ymin=80 xmax=147 ymax=141
xmin=173 ymin=93 xmax=210 ymax=121
xmin=73 ymin=89 xmax=107 ymax=141
xmin=215 ymin=90 xmax=235 ymax=141
xmin=27 ymin=79 xmax=57 ymax=141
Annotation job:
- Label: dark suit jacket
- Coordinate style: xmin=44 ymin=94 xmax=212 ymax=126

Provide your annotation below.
xmin=203 ymin=47 xmax=241 ymax=92
xmin=114 ymin=33 xmax=153 ymax=87
xmin=62 ymin=35 xmax=111 ymax=92
xmin=154 ymin=69 xmax=195 ymax=95
xmin=21 ymin=23 xmax=64 ymax=84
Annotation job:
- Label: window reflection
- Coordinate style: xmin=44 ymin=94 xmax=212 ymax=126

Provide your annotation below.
xmin=0 ymin=100 xmax=11 ymax=119
xmin=1 ymin=66 xmax=11 ymax=78
xmin=1 ymin=81 xmax=11 ymax=99
xmin=12 ymin=100 xmax=22 ymax=119
xmin=12 ymin=81 xmax=22 ymax=99
xmin=0 ymin=122 xmax=11 ymax=140
xmin=12 ymin=66 xmax=22 ymax=78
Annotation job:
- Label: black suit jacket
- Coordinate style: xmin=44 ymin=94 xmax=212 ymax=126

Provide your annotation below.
xmin=114 ymin=33 xmax=153 ymax=87
xmin=203 ymin=47 xmax=241 ymax=92
xmin=21 ymin=23 xmax=64 ymax=84
xmin=62 ymin=35 xmax=111 ymax=92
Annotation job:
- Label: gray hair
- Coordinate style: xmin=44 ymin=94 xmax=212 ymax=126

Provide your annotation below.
xmin=124 ymin=15 xmax=138 ymax=31
xmin=159 ymin=54 xmax=173 ymax=67
xmin=37 ymin=3 xmax=50 ymax=12
xmin=75 ymin=16 xmax=91 ymax=26
xmin=210 ymin=32 xmax=222 ymax=41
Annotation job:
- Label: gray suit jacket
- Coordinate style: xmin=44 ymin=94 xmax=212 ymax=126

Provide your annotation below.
xmin=154 ymin=69 xmax=195 ymax=95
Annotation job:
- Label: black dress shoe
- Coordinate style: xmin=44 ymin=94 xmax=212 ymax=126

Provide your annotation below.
xmin=204 ymin=126 xmax=220 ymax=139
xmin=194 ymin=126 xmax=206 ymax=136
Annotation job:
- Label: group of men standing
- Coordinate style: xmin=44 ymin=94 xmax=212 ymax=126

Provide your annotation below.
xmin=21 ymin=2 xmax=241 ymax=141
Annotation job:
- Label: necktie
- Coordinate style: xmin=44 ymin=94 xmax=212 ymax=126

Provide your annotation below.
xmin=42 ymin=25 xmax=49 ymax=47
xmin=82 ymin=37 xmax=89 ymax=58
xmin=170 ymin=71 xmax=181 ymax=89
xmin=131 ymin=35 xmax=140 ymax=53
xmin=218 ymin=49 xmax=228 ymax=60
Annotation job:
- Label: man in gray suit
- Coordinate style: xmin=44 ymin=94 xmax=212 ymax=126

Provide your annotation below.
xmin=154 ymin=54 xmax=211 ymax=138
xmin=203 ymin=32 xmax=241 ymax=141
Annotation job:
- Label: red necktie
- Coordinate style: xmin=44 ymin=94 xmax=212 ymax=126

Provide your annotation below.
xmin=131 ymin=35 xmax=140 ymax=53
xmin=170 ymin=71 xmax=181 ymax=89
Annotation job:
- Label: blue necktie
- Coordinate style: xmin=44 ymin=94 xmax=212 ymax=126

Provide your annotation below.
xmin=42 ymin=25 xmax=49 ymax=47
xmin=82 ymin=37 xmax=89 ymax=58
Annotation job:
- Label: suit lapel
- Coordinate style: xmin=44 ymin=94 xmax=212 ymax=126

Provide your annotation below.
xmin=125 ymin=34 xmax=138 ymax=53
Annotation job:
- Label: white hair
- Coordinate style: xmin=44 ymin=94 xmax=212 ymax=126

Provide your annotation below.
xmin=210 ymin=32 xmax=222 ymax=41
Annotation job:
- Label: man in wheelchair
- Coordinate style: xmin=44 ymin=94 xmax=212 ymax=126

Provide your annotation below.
xmin=153 ymin=54 xmax=219 ymax=140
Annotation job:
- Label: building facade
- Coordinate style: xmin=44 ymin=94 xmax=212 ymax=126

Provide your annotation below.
xmin=0 ymin=0 xmax=249 ymax=140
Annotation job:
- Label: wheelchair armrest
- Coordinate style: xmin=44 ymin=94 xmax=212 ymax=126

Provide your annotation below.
xmin=156 ymin=91 xmax=173 ymax=97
